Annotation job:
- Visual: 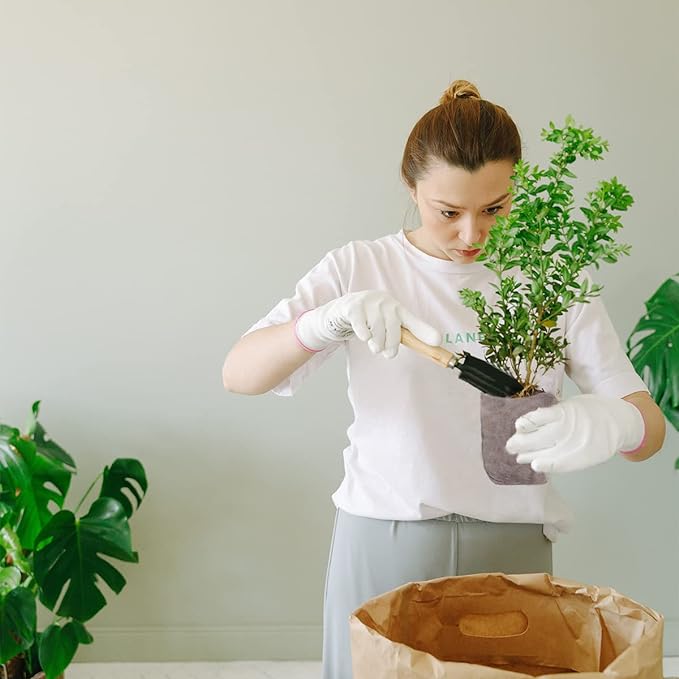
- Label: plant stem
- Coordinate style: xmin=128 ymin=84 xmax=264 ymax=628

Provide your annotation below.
xmin=51 ymin=613 xmax=66 ymax=627
xmin=522 ymin=151 xmax=566 ymax=393
xmin=509 ymin=354 xmax=521 ymax=382
xmin=74 ymin=472 xmax=103 ymax=515
xmin=524 ymin=311 xmax=541 ymax=388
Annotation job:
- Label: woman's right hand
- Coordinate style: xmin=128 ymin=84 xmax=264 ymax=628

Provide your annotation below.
xmin=294 ymin=290 xmax=442 ymax=359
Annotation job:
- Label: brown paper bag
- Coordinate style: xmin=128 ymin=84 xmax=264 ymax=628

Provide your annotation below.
xmin=350 ymin=572 xmax=664 ymax=678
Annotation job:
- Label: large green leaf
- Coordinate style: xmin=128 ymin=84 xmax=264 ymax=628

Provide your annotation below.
xmin=33 ymin=497 xmax=138 ymax=621
xmin=0 ymin=426 xmax=72 ymax=550
xmin=626 ymin=274 xmax=679 ymax=431
xmin=0 ymin=586 xmax=36 ymax=662
xmin=100 ymin=458 xmax=148 ymax=519
xmin=38 ymin=620 xmax=92 ymax=679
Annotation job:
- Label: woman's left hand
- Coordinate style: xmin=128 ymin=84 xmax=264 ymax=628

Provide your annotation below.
xmin=505 ymin=394 xmax=646 ymax=473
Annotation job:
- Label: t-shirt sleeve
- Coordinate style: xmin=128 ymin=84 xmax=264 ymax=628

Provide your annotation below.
xmin=241 ymin=250 xmax=346 ymax=397
xmin=563 ymin=269 xmax=650 ymax=399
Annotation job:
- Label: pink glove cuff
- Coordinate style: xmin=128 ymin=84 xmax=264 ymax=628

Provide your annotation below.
xmin=618 ymin=401 xmax=647 ymax=455
xmin=294 ymin=311 xmax=322 ymax=354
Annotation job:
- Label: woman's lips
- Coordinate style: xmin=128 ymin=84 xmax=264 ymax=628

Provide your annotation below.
xmin=455 ymin=248 xmax=481 ymax=256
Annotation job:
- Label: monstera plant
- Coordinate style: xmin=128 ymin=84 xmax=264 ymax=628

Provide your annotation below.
xmin=626 ymin=273 xmax=679 ymax=451
xmin=0 ymin=401 xmax=148 ymax=679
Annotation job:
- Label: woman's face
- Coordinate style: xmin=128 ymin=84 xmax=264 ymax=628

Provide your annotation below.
xmin=408 ymin=159 xmax=515 ymax=262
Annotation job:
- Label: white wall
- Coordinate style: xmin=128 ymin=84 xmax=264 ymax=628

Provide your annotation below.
xmin=1 ymin=0 xmax=677 ymax=661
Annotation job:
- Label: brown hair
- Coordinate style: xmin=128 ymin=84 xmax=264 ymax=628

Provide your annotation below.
xmin=400 ymin=79 xmax=522 ymax=189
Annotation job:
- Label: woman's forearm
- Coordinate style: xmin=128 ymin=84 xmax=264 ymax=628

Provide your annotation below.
xmin=222 ymin=320 xmax=315 ymax=395
xmin=619 ymin=391 xmax=667 ymax=462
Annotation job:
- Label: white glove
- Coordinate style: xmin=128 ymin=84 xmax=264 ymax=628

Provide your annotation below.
xmin=505 ymin=394 xmax=646 ymax=473
xmin=294 ymin=290 xmax=442 ymax=359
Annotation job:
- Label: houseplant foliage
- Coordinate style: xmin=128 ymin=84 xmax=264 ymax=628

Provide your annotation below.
xmin=459 ymin=115 xmax=634 ymax=398
xmin=0 ymin=401 xmax=148 ymax=679
xmin=626 ymin=274 xmax=679 ymax=434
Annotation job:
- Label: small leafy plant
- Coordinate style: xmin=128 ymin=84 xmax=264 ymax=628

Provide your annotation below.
xmin=0 ymin=401 xmax=148 ymax=679
xmin=459 ymin=115 xmax=634 ymax=397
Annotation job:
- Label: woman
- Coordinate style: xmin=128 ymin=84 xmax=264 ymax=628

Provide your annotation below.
xmin=222 ymin=79 xmax=665 ymax=679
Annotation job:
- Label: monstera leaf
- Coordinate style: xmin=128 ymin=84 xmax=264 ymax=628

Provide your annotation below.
xmin=33 ymin=497 xmax=138 ymax=622
xmin=626 ymin=274 xmax=679 ymax=432
xmin=100 ymin=458 xmax=148 ymax=519
xmin=0 ymin=423 xmax=73 ymax=551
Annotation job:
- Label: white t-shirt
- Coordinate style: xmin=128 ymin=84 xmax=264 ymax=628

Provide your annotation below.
xmin=243 ymin=228 xmax=649 ymax=542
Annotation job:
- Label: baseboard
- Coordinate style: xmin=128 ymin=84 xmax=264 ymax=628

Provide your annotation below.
xmin=665 ymin=619 xmax=679 ymax=656
xmin=73 ymin=625 xmax=323 ymax=662
xmin=74 ymin=619 xmax=679 ymax=662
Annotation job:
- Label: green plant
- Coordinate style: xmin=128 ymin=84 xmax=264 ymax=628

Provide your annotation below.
xmin=0 ymin=401 xmax=148 ymax=679
xmin=626 ymin=274 xmax=679 ymax=436
xmin=459 ymin=115 xmax=634 ymax=397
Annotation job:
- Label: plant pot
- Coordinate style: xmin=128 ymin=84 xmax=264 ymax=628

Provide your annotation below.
xmin=1 ymin=656 xmax=25 ymax=679
xmin=479 ymin=389 xmax=558 ymax=485
xmin=0 ymin=656 xmax=64 ymax=679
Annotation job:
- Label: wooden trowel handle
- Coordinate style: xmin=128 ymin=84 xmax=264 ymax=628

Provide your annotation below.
xmin=400 ymin=327 xmax=456 ymax=369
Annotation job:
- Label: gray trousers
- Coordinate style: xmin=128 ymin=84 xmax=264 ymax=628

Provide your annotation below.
xmin=321 ymin=508 xmax=553 ymax=679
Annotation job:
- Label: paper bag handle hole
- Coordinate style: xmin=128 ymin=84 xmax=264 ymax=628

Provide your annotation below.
xmin=458 ymin=611 xmax=528 ymax=638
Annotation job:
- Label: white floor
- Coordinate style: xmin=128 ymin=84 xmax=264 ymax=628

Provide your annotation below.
xmin=66 ymin=658 xmax=679 ymax=678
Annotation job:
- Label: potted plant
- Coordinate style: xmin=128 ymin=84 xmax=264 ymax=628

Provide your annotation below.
xmin=625 ymin=273 xmax=679 ymax=448
xmin=458 ymin=115 xmax=635 ymax=484
xmin=0 ymin=401 xmax=148 ymax=679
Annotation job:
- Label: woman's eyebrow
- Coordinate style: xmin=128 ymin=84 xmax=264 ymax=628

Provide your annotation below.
xmin=433 ymin=192 xmax=510 ymax=209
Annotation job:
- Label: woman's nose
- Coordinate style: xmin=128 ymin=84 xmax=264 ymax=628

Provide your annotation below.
xmin=457 ymin=218 xmax=482 ymax=246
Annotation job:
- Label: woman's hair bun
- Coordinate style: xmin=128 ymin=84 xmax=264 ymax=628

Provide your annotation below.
xmin=439 ymin=79 xmax=481 ymax=106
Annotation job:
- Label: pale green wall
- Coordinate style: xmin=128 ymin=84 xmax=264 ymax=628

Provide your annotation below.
xmin=1 ymin=0 xmax=677 ymax=661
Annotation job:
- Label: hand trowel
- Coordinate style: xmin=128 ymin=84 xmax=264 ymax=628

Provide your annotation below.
xmin=400 ymin=327 xmax=524 ymax=397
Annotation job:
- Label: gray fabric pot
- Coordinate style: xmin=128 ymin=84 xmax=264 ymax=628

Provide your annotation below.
xmin=479 ymin=390 xmax=558 ymax=486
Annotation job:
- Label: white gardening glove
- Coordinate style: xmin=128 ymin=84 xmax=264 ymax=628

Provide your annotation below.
xmin=295 ymin=289 xmax=442 ymax=359
xmin=505 ymin=394 xmax=646 ymax=473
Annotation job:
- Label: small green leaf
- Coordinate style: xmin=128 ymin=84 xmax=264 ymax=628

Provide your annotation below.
xmin=68 ymin=619 xmax=94 ymax=644
xmin=0 ymin=586 xmax=36 ymax=662
xmin=39 ymin=622 xmax=79 ymax=679
xmin=0 ymin=566 xmax=21 ymax=595
xmin=25 ymin=400 xmax=42 ymax=437
xmin=0 ymin=526 xmax=31 ymax=575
